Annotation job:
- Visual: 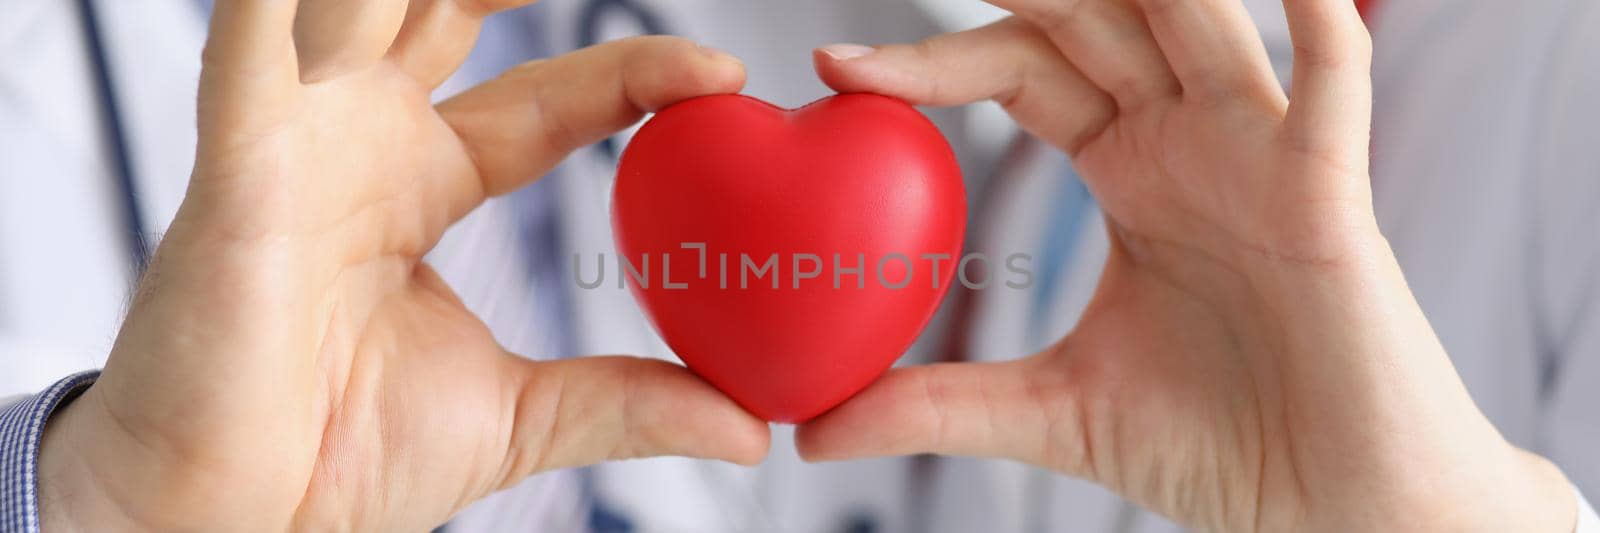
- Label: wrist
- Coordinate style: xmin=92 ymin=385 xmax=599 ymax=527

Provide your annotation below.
xmin=1498 ymin=448 xmax=1578 ymax=533
xmin=38 ymin=388 xmax=150 ymax=532
xmin=1226 ymin=221 xmax=1578 ymax=531
xmin=1397 ymin=446 xmax=1576 ymax=533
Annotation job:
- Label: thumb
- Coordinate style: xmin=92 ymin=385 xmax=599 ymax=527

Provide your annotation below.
xmin=796 ymin=358 xmax=1081 ymax=471
xmin=811 ymin=18 xmax=1047 ymax=107
xmin=810 ymin=18 xmax=1114 ymax=155
xmin=497 ymin=356 xmax=770 ymax=485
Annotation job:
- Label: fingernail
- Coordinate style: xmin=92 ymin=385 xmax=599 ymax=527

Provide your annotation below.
xmin=819 ymin=43 xmax=876 ymax=61
xmin=699 ymin=43 xmax=731 ymax=60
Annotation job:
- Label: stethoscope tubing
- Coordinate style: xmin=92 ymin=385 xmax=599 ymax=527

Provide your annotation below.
xmin=75 ymin=0 xmax=150 ymax=276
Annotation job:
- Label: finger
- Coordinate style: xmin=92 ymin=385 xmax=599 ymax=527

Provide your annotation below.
xmin=205 ymin=0 xmax=299 ymax=74
xmin=1281 ymin=0 xmax=1373 ymax=159
xmin=436 ymin=35 xmax=744 ymax=204
xmin=388 ymin=0 xmax=537 ymax=88
xmin=1133 ymin=0 xmax=1284 ymax=103
xmin=987 ymin=0 xmax=1179 ymax=111
xmin=199 ymin=1 xmax=301 ymax=130
xmin=293 ymin=0 xmax=412 ymax=83
xmin=796 ymin=359 xmax=1082 ymax=474
xmin=499 ymin=356 xmax=771 ymax=483
xmin=814 ymin=18 xmax=1116 ymax=154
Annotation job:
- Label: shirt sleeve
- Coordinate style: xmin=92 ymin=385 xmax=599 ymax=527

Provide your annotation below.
xmin=1 ymin=371 xmax=99 ymax=533
xmin=1578 ymin=484 xmax=1600 ymax=533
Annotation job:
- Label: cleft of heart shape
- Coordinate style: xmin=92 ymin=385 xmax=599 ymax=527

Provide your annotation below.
xmin=612 ymin=93 xmax=967 ymax=423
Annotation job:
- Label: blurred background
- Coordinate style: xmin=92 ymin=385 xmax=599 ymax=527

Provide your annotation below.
xmin=2 ymin=0 xmax=1595 ymax=531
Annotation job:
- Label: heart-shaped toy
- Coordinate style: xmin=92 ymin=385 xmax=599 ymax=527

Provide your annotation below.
xmin=612 ymin=93 xmax=966 ymax=422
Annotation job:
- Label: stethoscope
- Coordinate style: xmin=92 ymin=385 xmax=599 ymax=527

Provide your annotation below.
xmin=74 ymin=0 xmax=151 ymax=277
xmin=577 ymin=0 xmax=668 ymax=161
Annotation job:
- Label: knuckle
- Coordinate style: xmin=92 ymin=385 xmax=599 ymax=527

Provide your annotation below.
xmin=527 ymin=83 xmax=583 ymax=160
xmin=1027 ymin=0 xmax=1093 ymax=34
xmin=1293 ymin=33 xmax=1372 ymax=72
xmin=1135 ymin=0 xmax=1183 ymax=19
xmin=917 ymin=366 xmax=958 ymax=450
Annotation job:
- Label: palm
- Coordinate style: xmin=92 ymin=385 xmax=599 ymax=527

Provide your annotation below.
xmin=993 ymin=88 xmax=1361 ymax=529
xmin=47 ymin=3 xmax=765 ymax=531
xmin=1039 ymin=254 xmax=1300 ymax=529
xmin=270 ymin=72 xmax=511 ymax=519
xmin=297 ymin=270 xmax=513 ymax=529
xmin=245 ymin=68 xmax=511 ymax=519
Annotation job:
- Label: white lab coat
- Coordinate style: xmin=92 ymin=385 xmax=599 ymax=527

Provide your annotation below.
xmin=2 ymin=1 xmax=1597 ymax=532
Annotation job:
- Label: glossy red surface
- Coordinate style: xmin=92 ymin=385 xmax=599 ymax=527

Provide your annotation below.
xmin=613 ymin=93 xmax=967 ymax=422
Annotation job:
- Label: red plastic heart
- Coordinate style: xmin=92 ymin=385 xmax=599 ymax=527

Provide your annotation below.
xmin=612 ymin=93 xmax=966 ymax=422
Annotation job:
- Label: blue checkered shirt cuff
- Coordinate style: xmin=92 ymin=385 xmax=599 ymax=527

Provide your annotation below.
xmin=1 ymin=371 xmax=100 ymax=533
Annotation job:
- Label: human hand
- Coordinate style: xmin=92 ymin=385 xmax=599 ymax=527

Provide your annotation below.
xmin=38 ymin=2 xmax=766 ymax=531
xmin=799 ymin=1 xmax=1575 ymax=531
